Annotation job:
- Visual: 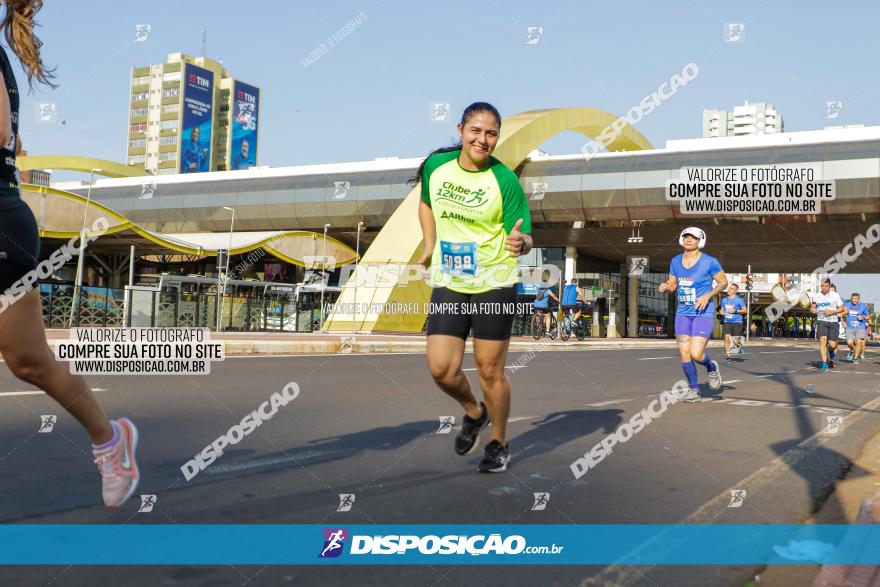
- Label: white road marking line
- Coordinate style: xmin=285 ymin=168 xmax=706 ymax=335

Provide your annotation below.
xmin=585 ymin=399 xmax=635 ymax=407
xmin=757 ymin=350 xmax=812 ymax=354
xmin=722 ymin=379 xmax=743 ymax=384
xmin=506 ymin=416 xmax=537 ymax=423
xmin=462 ymin=366 xmax=519 ymax=371
xmin=582 ymin=393 xmax=880 ymax=587
xmin=756 ymin=374 xmax=774 ymax=378
xmin=0 ymin=387 xmax=106 ymax=398
xmin=206 ymin=449 xmax=345 ymax=475
xmin=638 ymin=356 xmax=677 ymax=360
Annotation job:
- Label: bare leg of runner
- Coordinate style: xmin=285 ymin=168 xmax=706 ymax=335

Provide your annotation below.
xmin=0 ymin=289 xmax=112 ymax=443
xmin=818 ymin=335 xmax=829 ymax=364
xmin=689 ymin=336 xmax=710 ymax=364
xmin=473 ymin=338 xmax=511 ymax=445
xmin=426 ymin=334 xmax=482 ymax=419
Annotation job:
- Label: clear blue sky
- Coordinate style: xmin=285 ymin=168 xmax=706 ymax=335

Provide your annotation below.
xmin=15 ymin=0 xmax=880 ymax=165
xmin=9 ymin=0 xmax=880 ymax=303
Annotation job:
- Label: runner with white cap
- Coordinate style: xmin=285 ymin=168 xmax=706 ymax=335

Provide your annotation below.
xmin=659 ymin=227 xmax=728 ymax=401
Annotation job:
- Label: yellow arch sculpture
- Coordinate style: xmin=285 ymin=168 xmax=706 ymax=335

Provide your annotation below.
xmin=324 ymin=107 xmax=654 ymax=333
xmin=20 ymin=184 xmax=358 ymax=266
xmin=18 ymin=155 xmax=146 ymax=179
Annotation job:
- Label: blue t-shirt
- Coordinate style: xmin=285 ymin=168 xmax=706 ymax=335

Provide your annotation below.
xmin=561 ymin=284 xmax=579 ymax=306
xmin=182 ymin=139 xmax=207 ymax=171
xmin=843 ymin=301 xmax=869 ymax=330
xmin=533 ymin=288 xmax=550 ymax=309
xmin=670 ymin=253 xmax=723 ymax=317
xmin=721 ymin=295 xmax=746 ymax=323
xmin=231 ymin=152 xmax=254 ymax=170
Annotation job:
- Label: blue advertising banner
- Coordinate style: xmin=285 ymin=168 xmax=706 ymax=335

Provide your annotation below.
xmin=517 ymin=281 xmax=541 ymax=295
xmin=1 ymin=525 xmax=880 ymax=565
xmin=180 ymin=63 xmax=213 ymax=173
xmin=229 ymin=81 xmax=259 ymax=170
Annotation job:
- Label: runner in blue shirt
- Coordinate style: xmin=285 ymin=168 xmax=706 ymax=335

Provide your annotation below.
xmin=560 ymin=278 xmax=588 ymax=326
xmin=658 ymin=227 xmax=728 ymax=401
xmin=843 ymin=292 xmax=870 ymax=364
xmin=533 ymin=285 xmax=559 ymax=335
xmin=720 ymin=284 xmax=748 ymax=362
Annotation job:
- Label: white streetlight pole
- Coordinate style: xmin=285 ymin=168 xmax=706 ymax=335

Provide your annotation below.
xmin=320 ymin=223 xmax=330 ymax=332
xmin=353 ymin=222 xmax=365 ymax=334
xmin=69 ymin=168 xmax=101 ymax=328
xmin=217 ymin=206 xmax=235 ymax=332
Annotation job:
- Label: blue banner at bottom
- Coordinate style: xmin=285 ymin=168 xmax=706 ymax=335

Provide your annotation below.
xmin=1 ymin=525 xmax=879 ymax=565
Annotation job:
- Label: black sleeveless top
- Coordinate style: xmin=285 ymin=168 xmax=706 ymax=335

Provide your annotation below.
xmin=0 ymin=44 xmax=19 ymax=194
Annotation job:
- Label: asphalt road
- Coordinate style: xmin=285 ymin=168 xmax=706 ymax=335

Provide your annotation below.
xmin=2 ymin=343 xmax=880 ymax=587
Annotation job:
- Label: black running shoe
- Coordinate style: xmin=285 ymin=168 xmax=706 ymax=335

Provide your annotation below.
xmin=455 ymin=402 xmax=488 ymax=456
xmin=477 ymin=440 xmax=510 ymax=473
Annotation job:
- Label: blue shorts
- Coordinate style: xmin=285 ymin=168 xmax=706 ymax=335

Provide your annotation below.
xmin=675 ymin=314 xmax=714 ymax=339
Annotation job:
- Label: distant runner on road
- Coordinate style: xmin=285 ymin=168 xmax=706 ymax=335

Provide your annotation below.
xmin=659 ymin=227 xmax=728 ymax=401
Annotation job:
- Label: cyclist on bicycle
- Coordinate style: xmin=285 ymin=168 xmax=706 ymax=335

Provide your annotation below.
xmin=533 ymin=285 xmax=559 ymax=334
xmin=561 ymin=278 xmax=588 ymax=327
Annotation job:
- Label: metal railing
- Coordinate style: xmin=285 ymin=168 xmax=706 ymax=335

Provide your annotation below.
xmin=39 ymin=284 xmax=328 ymax=332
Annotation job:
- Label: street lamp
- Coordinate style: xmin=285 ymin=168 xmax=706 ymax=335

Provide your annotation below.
xmin=69 ymin=168 xmax=102 ymax=328
xmin=216 ymin=206 xmax=235 ymax=331
xmin=353 ymin=222 xmax=365 ymax=334
xmin=320 ymin=223 xmax=330 ymax=332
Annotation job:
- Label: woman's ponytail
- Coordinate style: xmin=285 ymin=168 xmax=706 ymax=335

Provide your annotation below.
xmin=1 ymin=0 xmax=56 ymax=90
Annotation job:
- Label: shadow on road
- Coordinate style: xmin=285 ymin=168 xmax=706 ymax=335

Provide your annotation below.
xmin=510 ymin=409 xmax=624 ymax=466
xmin=769 ymin=373 xmax=871 ymax=523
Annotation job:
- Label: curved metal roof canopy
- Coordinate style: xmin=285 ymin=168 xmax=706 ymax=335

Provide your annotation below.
xmin=18 ymin=155 xmax=146 ymax=179
xmin=21 ymin=184 xmax=358 ymax=266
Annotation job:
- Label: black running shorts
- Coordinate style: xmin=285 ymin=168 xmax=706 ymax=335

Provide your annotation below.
xmin=0 ymin=195 xmax=40 ymax=293
xmin=816 ymin=321 xmax=839 ymax=340
xmin=722 ymin=322 xmax=744 ymax=337
xmin=426 ymin=286 xmax=518 ymax=341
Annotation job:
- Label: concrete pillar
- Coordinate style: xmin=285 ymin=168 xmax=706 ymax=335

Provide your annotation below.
xmin=607 ymin=266 xmax=626 ymax=338
xmin=627 ymin=270 xmax=639 ymax=338
xmin=564 ymin=246 xmax=576 ymax=283
xmin=592 ymin=306 xmax=601 ymax=338
xmin=616 ymin=272 xmax=627 ymax=337
xmin=607 ymin=291 xmax=618 ymax=338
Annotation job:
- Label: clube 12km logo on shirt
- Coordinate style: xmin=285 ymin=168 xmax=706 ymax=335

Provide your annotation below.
xmin=318 ymin=528 xmax=536 ymax=558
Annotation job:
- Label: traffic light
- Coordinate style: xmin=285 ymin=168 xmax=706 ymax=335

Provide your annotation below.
xmin=746 ymin=274 xmax=754 ymax=291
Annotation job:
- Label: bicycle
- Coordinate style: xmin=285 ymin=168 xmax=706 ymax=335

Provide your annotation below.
xmin=559 ymin=306 xmax=589 ymax=341
xmin=531 ymin=309 xmax=557 ymax=340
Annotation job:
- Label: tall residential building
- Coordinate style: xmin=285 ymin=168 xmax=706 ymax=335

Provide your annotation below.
xmin=18 ymin=150 xmax=51 ymax=186
xmin=702 ymin=101 xmax=783 ymax=138
xmin=127 ymin=52 xmax=261 ymax=175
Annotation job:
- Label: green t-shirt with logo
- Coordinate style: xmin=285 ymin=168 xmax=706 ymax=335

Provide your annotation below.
xmin=420 ymin=148 xmax=532 ymax=294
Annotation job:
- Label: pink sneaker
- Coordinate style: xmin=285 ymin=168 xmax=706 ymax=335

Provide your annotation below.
xmin=92 ymin=418 xmax=140 ymax=507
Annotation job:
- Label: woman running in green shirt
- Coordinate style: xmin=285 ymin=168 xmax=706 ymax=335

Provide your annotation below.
xmin=413 ymin=102 xmax=533 ymax=473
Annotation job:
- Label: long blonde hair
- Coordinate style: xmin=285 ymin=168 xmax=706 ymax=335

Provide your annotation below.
xmin=1 ymin=0 xmax=56 ymax=89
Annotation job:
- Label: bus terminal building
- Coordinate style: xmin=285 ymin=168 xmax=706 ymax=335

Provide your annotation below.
xmin=21 ymin=108 xmax=880 ymax=336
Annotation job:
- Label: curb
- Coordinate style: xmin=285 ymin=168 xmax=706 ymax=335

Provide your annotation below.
xmin=756 ymin=429 xmax=880 ymax=586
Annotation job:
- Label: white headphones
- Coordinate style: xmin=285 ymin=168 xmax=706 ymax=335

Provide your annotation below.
xmin=679 ymin=227 xmax=707 ymax=249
